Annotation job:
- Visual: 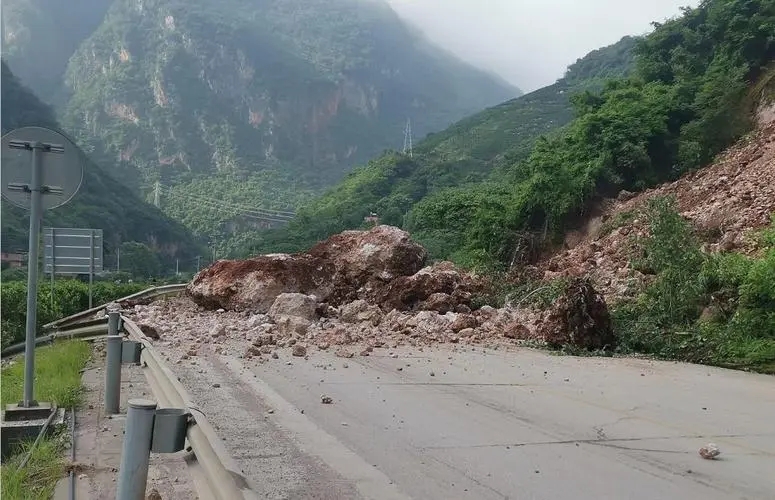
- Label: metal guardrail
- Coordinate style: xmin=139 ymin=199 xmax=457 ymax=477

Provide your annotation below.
xmin=1 ymin=320 xmax=109 ymax=357
xmin=3 ymin=284 xmax=186 ymax=358
xmin=123 ymin=316 xmax=259 ymax=500
xmin=8 ymin=282 xmax=258 ymax=500
xmin=41 ymin=283 xmax=188 ymax=331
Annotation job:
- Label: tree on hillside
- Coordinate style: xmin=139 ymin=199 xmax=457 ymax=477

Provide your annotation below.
xmin=118 ymin=242 xmax=162 ymax=279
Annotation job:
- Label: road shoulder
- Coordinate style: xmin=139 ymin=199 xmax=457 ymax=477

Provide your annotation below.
xmin=54 ymin=342 xmax=196 ymax=500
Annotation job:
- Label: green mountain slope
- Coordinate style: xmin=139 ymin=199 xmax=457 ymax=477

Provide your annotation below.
xmin=401 ymin=0 xmax=775 ymax=268
xmin=57 ymin=0 xmax=518 ymax=197
xmin=259 ymin=0 xmax=774 ymax=270
xmin=1 ymin=60 xmax=205 ymax=269
xmin=247 ymin=36 xmax=637 ymax=254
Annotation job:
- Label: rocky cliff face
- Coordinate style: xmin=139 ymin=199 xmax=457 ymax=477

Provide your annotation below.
xmin=0 ymin=61 xmax=203 ymax=260
xmin=48 ymin=0 xmax=518 ymax=195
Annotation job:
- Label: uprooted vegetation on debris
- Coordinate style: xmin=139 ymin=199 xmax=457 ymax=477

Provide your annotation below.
xmin=539 ymin=278 xmax=615 ymax=351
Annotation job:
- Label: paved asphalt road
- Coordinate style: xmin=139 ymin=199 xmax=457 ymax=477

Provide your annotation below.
xmin=171 ymin=343 xmax=775 ymax=499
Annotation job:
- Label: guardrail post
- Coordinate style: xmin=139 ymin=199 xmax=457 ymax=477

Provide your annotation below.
xmin=117 ymin=399 xmax=157 ymax=500
xmin=105 ymin=311 xmax=122 ymax=414
xmin=108 ymin=310 xmax=120 ymax=336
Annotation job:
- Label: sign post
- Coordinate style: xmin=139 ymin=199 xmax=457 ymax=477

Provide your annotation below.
xmin=1 ymin=127 xmax=84 ymax=409
xmin=44 ymin=228 xmax=103 ymax=308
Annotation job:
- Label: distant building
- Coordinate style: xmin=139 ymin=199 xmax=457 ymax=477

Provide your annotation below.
xmin=364 ymin=212 xmax=379 ymax=225
xmin=1 ymin=252 xmax=25 ymax=268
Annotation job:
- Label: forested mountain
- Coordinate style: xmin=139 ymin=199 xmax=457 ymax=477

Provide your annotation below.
xmin=248 ymin=36 xmax=639 ymax=255
xmin=1 ymin=61 xmax=205 ymax=271
xmin=3 ymin=0 xmax=519 ymax=255
xmin=253 ymin=0 xmax=774 ymax=269
xmin=48 ymin=0 xmax=516 ymax=191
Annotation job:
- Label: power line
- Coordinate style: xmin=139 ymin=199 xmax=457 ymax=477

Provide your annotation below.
xmin=167 ymin=194 xmax=291 ymax=224
xmin=186 ymin=197 xmax=293 ymax=224
xmin=163 ymin=189 xmax=294 ymax=224
xmin=159 ymin=184 xmax=296 ymax=219
xmin=165 ymin=186 xmax=296 ymax=218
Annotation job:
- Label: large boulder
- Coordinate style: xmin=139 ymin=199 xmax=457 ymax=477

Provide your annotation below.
xmin=187 ymin=225 xmax=425 ymax=312
xmin=371 ymin=262 xmax=481 ymax=312
xmin=268 ymin=293 xmax=318 ymax=322
xmin=339 ymin=300 xmax=383 ymax=326
xmin=186 ymin=253 xmax=333 ymax=313
xmin=538 ymin=278 xmax=615 ymax=350
xmin=275 ymin=316 xmax=311 ymax=337
xmin=308 ymin=225 xmax=427 ymax=304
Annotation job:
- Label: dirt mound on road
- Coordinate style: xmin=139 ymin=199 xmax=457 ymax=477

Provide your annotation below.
xmin=176 ymin=226 xmax=525 ymax=354
xmin=187 ymin=225 xmax=480 ymax=314
xmin=125 ymin=294 xmax=542 ymax=361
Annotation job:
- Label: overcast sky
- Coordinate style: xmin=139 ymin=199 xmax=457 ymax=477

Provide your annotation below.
xmin=386 ymin=0 xmax=699 ymax=92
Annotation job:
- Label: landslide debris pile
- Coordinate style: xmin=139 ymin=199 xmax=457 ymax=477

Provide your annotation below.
xmin=541 ymin=116 xmax=775 ymax=304
xmin=125 ymin=226 xmax=614 ymax=359
xmin=186 ymin=225 xmax=478 ymax=314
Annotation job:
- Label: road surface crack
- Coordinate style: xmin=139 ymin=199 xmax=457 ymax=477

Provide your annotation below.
xmin=421 ymin=433 xmax=769 ymax=453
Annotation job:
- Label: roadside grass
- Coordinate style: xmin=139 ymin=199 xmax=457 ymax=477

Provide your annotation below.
xmin=0 ymin=435 xmax=68 ymax=500
xmin=1 ymin=340 xmax=91 ymax=408
xmin=0 ymin=340 xmax=91 ymax=500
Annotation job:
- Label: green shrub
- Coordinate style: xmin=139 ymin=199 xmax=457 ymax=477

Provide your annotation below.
xmin=1 ymin=280 xmax=146 ymax=349
xmin=631 ymin=196 xmax=706 ymax=325
xmin=613 ymin=199 xmax=775 ymax=372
